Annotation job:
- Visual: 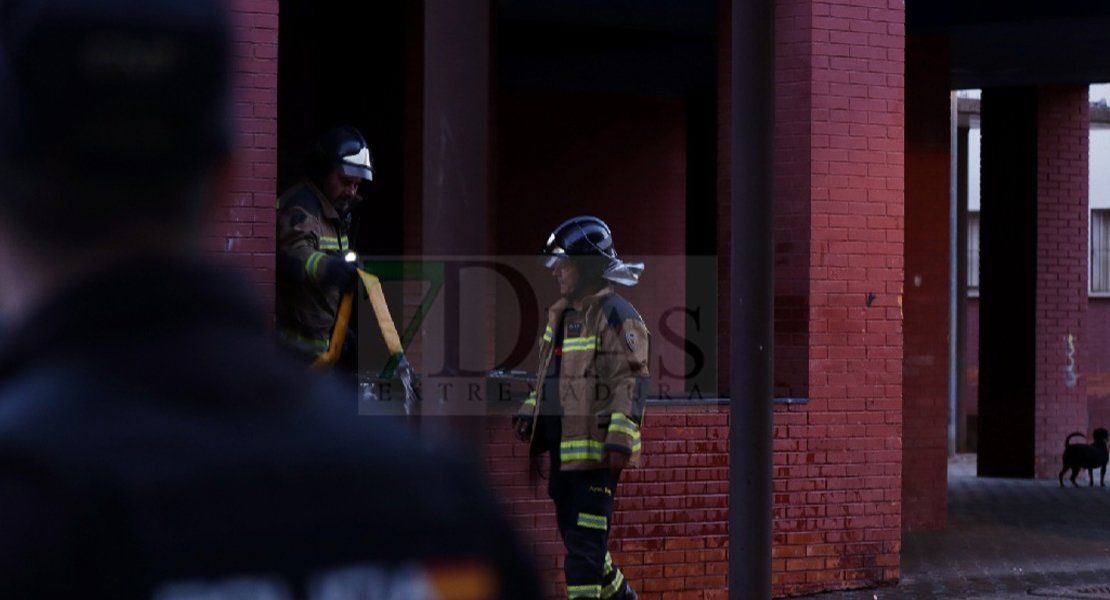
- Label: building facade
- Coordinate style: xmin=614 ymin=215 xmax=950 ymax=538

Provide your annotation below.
xmin=213 ymin=0 xmax=1110 ymax=597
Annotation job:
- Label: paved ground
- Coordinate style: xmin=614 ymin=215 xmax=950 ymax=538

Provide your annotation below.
xmin=808 ymin=454 xmax=1110 ymax=600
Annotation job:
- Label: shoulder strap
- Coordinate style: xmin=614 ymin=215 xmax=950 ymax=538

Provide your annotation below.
xmin=599 ymin=293 xmax=643 ymax=333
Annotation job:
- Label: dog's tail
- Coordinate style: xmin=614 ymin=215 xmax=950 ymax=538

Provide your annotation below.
xmin=1066 ymin=431 xmax=1086 ymax=446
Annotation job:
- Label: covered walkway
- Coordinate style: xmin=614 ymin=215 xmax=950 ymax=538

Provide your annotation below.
xmin=813 ymin=455 xmax=1110 ymax=600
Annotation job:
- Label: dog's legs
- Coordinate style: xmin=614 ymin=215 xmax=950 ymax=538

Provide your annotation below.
xmin=1089 ymin=468 xmax=1095 ymax=487
xmin=1072 ymin=469 xmax=1081 ymax=487
xmin=1101 ymin=465 xmax=1106 ymax=487
xmin=1059 ymin=466 xmax=1067 ymax=487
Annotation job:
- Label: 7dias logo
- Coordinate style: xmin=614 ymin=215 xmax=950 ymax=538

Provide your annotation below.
xmin=354 ymin=256 xmax=718 ymax=410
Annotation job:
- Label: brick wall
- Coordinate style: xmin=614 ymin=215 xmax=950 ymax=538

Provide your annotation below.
xmin=209 ymin=0 xmax=280 ymax=311
xmin=487 ymin=405 xmax=729 ymax=600
xmin=902 ymin=35 xmax=949 ymax=531
xmin=772 ymin=0 xmax=814 ymax=401
xmin=971 ymin=284 xmax=1110 ymax=450
xmin=720 ymin=0 xmax=906 ymax=593
xmin=1087 ymin=300 xmax=1110 ymax=430
xmin=493 ymin=89 xmax=689 ymax=396
xmin=1033 ymin=86 xmax=1089 ymax=478
xmin=965 ymin=297 xmax=980 ymax=450
xmin=768 ymin=0 xmax=906 ymax=594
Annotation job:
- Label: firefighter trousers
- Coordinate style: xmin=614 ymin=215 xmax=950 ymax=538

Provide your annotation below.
xmin=548 ymin=450 xmax=634 ymax=600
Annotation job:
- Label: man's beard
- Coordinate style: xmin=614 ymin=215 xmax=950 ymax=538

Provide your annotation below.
xmin=335 ymin=192 xmax=363 ymax=216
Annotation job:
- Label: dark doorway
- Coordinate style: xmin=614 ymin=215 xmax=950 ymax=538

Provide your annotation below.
xmin=278 ymin=0 xmax=410 ymax=256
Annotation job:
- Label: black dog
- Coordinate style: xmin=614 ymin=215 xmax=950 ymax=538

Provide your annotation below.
xmin=1059 ymin=428 xmax=1110 ymax=487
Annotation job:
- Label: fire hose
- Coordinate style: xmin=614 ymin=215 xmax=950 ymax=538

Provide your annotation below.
xmin=309 ymin=262 xmax=417 ymax=413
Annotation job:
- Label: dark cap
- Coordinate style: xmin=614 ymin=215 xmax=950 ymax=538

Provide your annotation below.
xmin=0 ymin=0 xmax=233 ymax=179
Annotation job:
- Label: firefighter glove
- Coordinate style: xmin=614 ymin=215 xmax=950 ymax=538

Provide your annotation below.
xmin=324 ymin=258 xmax=359 ymax=292
xmin=512 ymin=414 xmax=533 ymax=441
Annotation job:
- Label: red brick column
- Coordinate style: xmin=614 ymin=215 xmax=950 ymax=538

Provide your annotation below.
xmin=902 ymin=35 xmax=950 ymax=531
xmin=725 ymin=0 xmax=904 ymax=594
xmin=773 ymin=0 xmax=814 ymax=401
xmin=207 ymin=0 xmax=280 ymax=311
xmin=979 ymin=86 xmax=1089 ymax=479
xmin=796 ymin=1 xmax=904 ymax=591
xmin=1034 ymin=86 xmax=1089 ymax=478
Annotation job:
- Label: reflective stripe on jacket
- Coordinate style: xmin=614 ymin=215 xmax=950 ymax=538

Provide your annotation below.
xmin=518 ymin=287 xmax=651 ymax=470
xmin=275 ymin=180 xmax=349 ymax=356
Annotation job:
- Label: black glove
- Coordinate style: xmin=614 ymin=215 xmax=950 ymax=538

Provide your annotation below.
xmin=324 ymin=257 xmax=358 ymax=292
xmin=512 ymin=414 xmax=534 ymax=442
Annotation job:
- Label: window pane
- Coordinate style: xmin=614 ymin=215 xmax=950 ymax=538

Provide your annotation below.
xmin=1093 ymin=209 xmax=1110 ymax=293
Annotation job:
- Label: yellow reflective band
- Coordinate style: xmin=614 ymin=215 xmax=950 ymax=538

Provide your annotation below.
xmin=340 ymin=235 xmax=348 ymax=251
xmin=543 ymin=326 xmax=553 ymax=343
xmin=562 ymin=336 xmax=598 ymax=352
xmin=560 ymin=439 xmax=605 ymax=461
xmin=318 ymin=236 xmax=342 ymax=251
xmin=632 ymin=430 xmax=642 ymax=452
xmin=609 ymin=413 xmax=638 ymax=437
xmin=305 ymin=252 xmax=327 ymax=283
xmin=523 ymin=392 xmax=536 ymax=406
xmin=567 ymin=584 xmax=601 ymax=599
xmin=278 ymin=327 xmax=330 ymax=353
xmin=601 ymin=571 xmax=625 ymax=600
xmin=577 ymin=513 xmax=608 ymax=531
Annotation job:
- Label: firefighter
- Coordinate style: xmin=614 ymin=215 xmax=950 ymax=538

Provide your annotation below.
xmin=514 ymin=216 xmax=650 ymax=600
xmin=0 ymin=0 xmax=546 ymax=597
xmin=276 ymin=126 xmax=374 ymax=364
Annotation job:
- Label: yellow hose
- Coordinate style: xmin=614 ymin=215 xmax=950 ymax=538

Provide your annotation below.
xmin=357 ymin=269 xmax=404 ymax=355
xmin=308 ymin=291 xmax=353 ymax=372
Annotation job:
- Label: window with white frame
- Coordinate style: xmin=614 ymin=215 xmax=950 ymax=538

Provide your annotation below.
xmin=968 ymin=211 xmax=980 ymax=293
xmin=1092 ymin=209 xmax=1110 ymax=293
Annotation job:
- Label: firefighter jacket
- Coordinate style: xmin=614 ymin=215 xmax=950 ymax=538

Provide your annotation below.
xmin=276 ymin=179 xmax=350 ymax=357
xmin=517 ymin=286 xmax=651 ymax=470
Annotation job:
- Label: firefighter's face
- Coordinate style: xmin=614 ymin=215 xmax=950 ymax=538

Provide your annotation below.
xmin=323 ymin=167 xmax=364 ymax=216
xmin=552 ymin=258 xmax=578 ymax=296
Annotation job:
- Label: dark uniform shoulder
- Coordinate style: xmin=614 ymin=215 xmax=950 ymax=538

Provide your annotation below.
xmin=277 ymin=181 xmax=323 ymax=215
xmin=600 ymin=293 xmax=643 ymax=329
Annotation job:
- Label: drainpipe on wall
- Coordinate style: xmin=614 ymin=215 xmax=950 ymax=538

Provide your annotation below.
xmin=949 ymin=92 xmax=958 ymax=458
xmin=729 ymin=0 xmax=774 ymax=598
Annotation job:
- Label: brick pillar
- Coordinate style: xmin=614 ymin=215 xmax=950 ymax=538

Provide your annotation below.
xmin=1034 ymin=86 xmax=1089 ymax=478
xmin=720 ymin=0 xmax=817 ymax=400
xmin=773 ymin=0 xmax=813 ymax=401
xmin=802 ymin=0 xmax=904 ymax=587
xmin=737 ymin=0 xmax=905 ymax=594
xmin=902 ymin=34 xmax=950 ymax=531
xmin=978 ymin=88 xmax=1037 ymax=477
xmin=210 ymin=0 xmax=280 ymax=311
xmin=978 ymin=86 xmax=1088 ymax=478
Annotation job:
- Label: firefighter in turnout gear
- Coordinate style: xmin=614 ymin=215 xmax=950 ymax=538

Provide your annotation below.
xmin=276 ymin=126 xmax=374 ymax=362
xmin=514 ymin=216 xmax=650 ymax=600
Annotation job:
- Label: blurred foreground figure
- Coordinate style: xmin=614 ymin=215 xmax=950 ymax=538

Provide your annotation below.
xmin=0 ymin=1 xmax=544 ymax=599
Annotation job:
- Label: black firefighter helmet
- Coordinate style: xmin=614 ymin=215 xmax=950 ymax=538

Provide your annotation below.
xmin=309 ymin=125 xmax=375 ymax=182
xmin=541 ymin=216 xmax=643 ymax=286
